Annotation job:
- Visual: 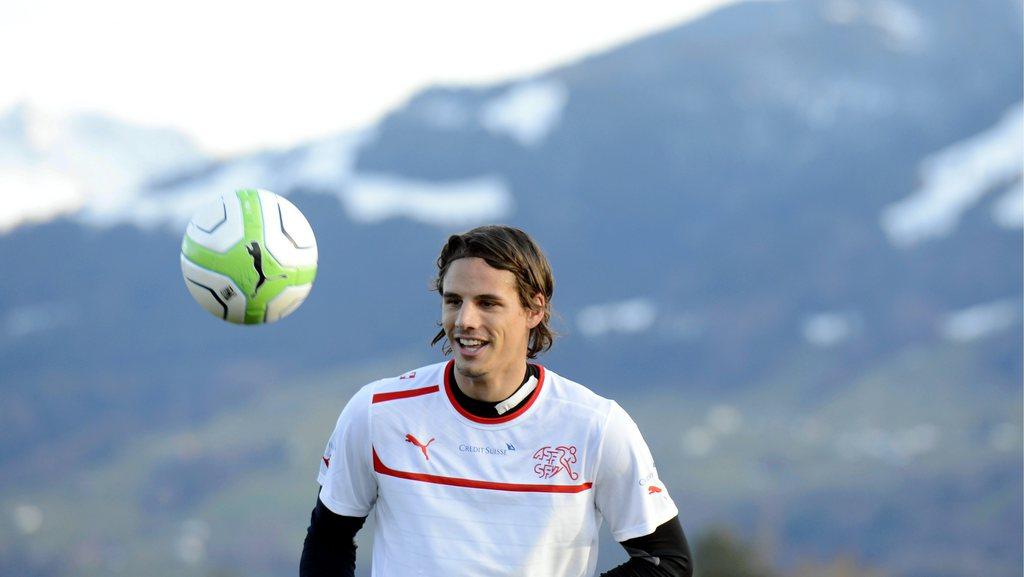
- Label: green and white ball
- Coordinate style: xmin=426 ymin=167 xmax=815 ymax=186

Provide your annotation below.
xmin=180 ymin=189 xmax=318 ymax=324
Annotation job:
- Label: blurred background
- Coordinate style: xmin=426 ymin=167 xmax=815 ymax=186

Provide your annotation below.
xmin=0 ymin=0 xmax=1021 ymax=576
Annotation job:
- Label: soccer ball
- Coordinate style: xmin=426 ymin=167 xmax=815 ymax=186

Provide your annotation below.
xmin=180 ymin=189 xmax=318 ymax=324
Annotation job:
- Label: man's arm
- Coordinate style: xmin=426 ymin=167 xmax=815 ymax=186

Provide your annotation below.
xmin=593 ymin=402 xmax=690 ymax=576
xmin=600 ymin=515 xmax=693 ymax=577
xmin=304 ymin=383 xmax=377 ymax=576
xmin=299 ymin=493 xmax=368 ymax=577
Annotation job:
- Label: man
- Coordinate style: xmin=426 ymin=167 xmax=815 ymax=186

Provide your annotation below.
xmin=301 ymin=226 xmax=692 ymax=577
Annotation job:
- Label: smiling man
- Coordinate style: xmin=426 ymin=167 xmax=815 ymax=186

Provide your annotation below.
xmin=301 ymin=226 xmax=692 ymax=577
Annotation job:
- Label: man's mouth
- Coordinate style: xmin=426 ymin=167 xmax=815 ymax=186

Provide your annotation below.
xmin=455 ymin=337 xmax=489 ymax=355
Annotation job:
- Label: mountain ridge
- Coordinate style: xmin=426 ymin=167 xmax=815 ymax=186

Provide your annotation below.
xmin=0 ymin=1 xmax=1020 ymax=575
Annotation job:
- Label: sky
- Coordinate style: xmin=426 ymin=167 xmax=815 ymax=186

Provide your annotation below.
xmin=1 ymin=0 xmax=743 ymax=156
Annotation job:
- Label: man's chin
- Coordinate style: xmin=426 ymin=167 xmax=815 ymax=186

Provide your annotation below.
xmin=454 ymin=359 xmax=487 ymax=379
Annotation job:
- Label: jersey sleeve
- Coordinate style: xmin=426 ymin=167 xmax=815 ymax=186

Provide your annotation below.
xmin=594 ymin=401 xmax=679 ymax=542
xmin=316 ymin=383 xmax=377 ymax=517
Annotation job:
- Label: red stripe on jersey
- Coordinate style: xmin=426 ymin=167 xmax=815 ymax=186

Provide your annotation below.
xmin=372 ymin=385 xmax=440 ymax=404
xmin=373 ymin=447 xmax=593 ymax=493
xmin=443 ymin=360 xmax=546 ymax=424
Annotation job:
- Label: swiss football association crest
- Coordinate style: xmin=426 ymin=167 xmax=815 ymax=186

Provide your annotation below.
xmin=533 ymin=445 xmax=579 ymax=480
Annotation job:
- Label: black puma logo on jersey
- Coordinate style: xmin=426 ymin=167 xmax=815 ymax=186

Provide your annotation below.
xmin=246 ymin=241 xmax=287 ymax=296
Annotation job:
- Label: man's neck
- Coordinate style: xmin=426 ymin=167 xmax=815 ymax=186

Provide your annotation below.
xmin=454 ymin=360 xmax=529 ymax=403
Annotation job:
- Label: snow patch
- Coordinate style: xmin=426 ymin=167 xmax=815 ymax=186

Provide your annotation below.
xmin=0 ymin=167 xmax=82 ymax=232
xmin=823 ymin=0 xmax=927 ymax=51
xmin=82 ymin=130 xmax=373 ymax=232
xmin=991 ymin=180 xmax=1023 ymax=229
xmin=480 ymin=80 xmax=568 ymax=146
xmin=176 ymin=519 xmax=210 ymax=565
xmin=872 ymin=1 xmax=927 ymax=50
xmin=12 ymin=504 xmax=43 ymax=535
xmin=835 ymin=424 xmax=939 ymax=463
xmin=802 ymin=311 xmax=860 ymax=347
xmin=576 ymin=298 xmax=657 ymax=338
xmin=805 ymin=79 xmax=895 ymax=127
xmin=989 ymin=422 xmax=1019 ymax=452
xmin=682 ymin=427 xmax=715 ymax=457
xmin=23 ymin=107 xmax=62 ymax=152
xmin=415 ymin=96 xmax=472 ymax=130
xmin=0 ymin=100 xmax=524 ymax=234
xmin=682 ymin=404 xmax=744 ymax=457
xmin=822 ymin=0 xmax=859 ymax=24
xmin=289 ymin=131 xmax=371 ymax=188
xmin=881 ymin=103 xmax=1024 ymax=247
xmin=941 ymin=299 xmax=1021 ymax=342
xmin=708 ymin=405 xmax=743 ymax=435
xmin=83 ymin=158 xmax=273 ymax=230
xmin=343 ymin=175 xmax=513 ymax=227
xmin=0 ymin=104 xmax=207 ymax=235
xmin=770 ymin=73 xmax=895 ymax=129
xmin=76 ymin=123 xmax=508 ymax=231
xmin=3 ymin=302 xmax=75 ymax=339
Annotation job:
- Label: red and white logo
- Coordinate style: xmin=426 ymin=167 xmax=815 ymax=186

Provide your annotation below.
xmin=406 ymin=434 xmax=435 ymax=461
xmin=647 ymin=485 xmax=663 ymax=495
xmin=533 ymin=445 xmax=580 ymax=480
xmin=399 ymin=371 xmax=417 ymax=380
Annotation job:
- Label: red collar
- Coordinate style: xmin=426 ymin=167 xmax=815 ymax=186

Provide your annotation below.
xmin=443 ymin=359 xmax=546 ymax=424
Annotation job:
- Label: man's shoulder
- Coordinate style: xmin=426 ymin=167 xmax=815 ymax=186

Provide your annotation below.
xmin=363 ymin=360 xmax=449 ymax=397
xmin=541 ymin=366 xmax=617 ymax=418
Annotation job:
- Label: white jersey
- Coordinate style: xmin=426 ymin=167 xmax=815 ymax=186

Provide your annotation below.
xmin=317 ymin=360 xmax=678 ymax=577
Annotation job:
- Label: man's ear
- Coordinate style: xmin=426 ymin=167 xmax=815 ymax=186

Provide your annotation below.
xmin=526 ymin=293 xmax=546 ymax=329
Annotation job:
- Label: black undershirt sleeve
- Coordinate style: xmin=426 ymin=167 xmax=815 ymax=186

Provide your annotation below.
xmin=299 ymin=493 xmax=367 ymax=577
xmin=599 ymin=516 xmax=693 ymax=577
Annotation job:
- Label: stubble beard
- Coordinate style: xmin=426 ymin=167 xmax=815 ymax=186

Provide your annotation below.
xmin=455 ymin=362 xmax=486 ymax=380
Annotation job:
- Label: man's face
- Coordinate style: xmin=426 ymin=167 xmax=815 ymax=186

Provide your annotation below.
xmin=441 ymin=257 xmax=542 ymax=382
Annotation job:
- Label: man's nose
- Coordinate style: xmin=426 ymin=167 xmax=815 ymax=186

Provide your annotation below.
xmin=456 ymin=303 xmax=480 ymax=328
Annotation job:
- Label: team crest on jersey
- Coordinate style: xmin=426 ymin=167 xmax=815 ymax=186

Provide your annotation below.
xmin=532 ymin=445 xmax=580 ymax=480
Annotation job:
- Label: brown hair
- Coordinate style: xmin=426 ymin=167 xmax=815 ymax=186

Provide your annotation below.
xmin=431 ymin=225 xmax=555 ymax=358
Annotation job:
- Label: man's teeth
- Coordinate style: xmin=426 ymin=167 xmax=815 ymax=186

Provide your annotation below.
xmin=458 ymin=338 xmax=486 ymax=347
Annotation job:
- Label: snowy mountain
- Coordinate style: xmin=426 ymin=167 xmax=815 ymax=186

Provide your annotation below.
xmin=0 ymin=78 xmax=571 ymax=235
xmin=2 ymin=0 xmax=1018 ymax=451
xmin=0 ymin=1 xmax=1020 ymax=576
xmin=1 ymin=0 xmax=1017 ymax=420
xmin=0 ymin=104 xmax=208 ymax=232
